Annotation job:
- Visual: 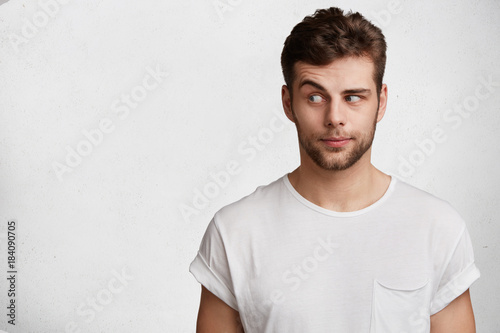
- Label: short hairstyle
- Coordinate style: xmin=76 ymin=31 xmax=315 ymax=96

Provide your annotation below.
xmin=281 ymin=7 xmax=387 ymax=98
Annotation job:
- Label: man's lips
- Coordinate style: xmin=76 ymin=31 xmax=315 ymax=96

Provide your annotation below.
xmin=322 ymin=137 xmax=350 ymax=141
xmin=321 ymin=137 xmax=351 ymax=148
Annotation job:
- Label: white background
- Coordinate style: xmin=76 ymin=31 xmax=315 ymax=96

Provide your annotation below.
xmin=0 ymin=0 xmax=499 ymax=332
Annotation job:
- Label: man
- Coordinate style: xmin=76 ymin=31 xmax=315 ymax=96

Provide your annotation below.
xmin=189 ymin=7 xmax=480 ymax=332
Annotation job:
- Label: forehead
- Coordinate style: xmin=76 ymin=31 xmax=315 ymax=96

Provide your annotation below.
xmin=294 ymin=56 xmax=376 ymax=89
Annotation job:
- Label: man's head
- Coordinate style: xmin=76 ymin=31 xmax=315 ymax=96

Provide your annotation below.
xmin=281 ymin=7 xmax=387 ymax=100
xmin=280 ymin=7 xmax=388 ymax=171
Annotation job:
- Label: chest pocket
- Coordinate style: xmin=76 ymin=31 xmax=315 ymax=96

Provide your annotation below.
xmin=369 ymin=279 xmax=431 ymax=333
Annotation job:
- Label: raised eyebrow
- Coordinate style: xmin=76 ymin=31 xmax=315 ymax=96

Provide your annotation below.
xmin=342 ymin=88 xmax=371 ymax=95
xmin=298 ymin=79 xmax=327 ymax=92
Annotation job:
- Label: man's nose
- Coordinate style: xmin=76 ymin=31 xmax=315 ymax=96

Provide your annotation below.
xmin=325 ymin=100 xmax=347 ymax=127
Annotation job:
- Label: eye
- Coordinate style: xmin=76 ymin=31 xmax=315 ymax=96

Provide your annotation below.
xmin=345 ymin=95 xmax=361 ymax=102
xmin=308 ymin=95 xmax=323 ymax=103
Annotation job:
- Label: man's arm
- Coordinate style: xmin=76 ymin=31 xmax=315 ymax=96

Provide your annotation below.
xmin=196 ymin=285 xmax=244 ymax=333
xmin=430 ymin=289 xmax=476 ymax=333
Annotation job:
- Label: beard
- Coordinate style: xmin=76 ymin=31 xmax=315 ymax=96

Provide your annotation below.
xmin=292 ymin=108 xmax=378 ymax=171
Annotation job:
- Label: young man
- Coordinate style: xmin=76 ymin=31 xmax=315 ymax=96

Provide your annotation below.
xmin=189 ymin=7 xmax=480 ymax=332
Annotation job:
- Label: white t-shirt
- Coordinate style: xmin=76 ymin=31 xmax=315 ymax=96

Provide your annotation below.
xmin=189 ymin=173 xmax=480 ymax=332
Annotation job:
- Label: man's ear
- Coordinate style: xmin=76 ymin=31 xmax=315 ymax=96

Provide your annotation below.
xmin=376 ymin=84 xmax=388 ymax=123
xmin=281 ymin=85 xmax=295 ymax=123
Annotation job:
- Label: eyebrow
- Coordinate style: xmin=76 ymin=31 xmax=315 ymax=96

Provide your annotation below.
xmin=299 ymin=80 xmax=327 ymax=92
xmin=298 ymin=79 xmax=371 ymax=95
xmin=343 ymin=88 xmax=371 ymax=95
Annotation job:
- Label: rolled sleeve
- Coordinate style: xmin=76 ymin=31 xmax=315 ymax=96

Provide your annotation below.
xmin=189 ymin=217 xmax=238 ymax=311
xmin=430 ymin=226 xmax=480 ymax=315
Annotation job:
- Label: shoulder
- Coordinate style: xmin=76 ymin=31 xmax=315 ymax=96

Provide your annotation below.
xmin=213 ymin=175 xmax=285 ymax=230
xmin=391 ymin=176 xmax=467 ymax=233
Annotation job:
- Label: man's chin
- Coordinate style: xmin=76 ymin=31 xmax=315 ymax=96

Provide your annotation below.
xmin=311 ymin=154 xmax=352 ymax=171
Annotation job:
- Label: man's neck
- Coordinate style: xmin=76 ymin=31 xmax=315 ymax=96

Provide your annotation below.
xmin=287 ymin=157 xmax=391 ymax=213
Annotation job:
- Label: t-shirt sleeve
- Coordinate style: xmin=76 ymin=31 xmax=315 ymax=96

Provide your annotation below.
xmin=430 ymin=225 xmax=480 ymax=315
xmin=189 ymin=216 xmax=238 ymax=311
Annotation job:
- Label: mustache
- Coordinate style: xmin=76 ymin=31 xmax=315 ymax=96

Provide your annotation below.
xmin=318 ymin=132 xmax=354 ymax=139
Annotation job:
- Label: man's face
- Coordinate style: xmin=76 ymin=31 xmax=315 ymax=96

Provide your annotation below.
xmin=281 ymin=56 xmax=387 ymax=171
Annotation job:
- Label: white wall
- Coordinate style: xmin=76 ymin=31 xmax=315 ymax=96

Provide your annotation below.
xmin=0 ymin=0 xmax=498 ymax=332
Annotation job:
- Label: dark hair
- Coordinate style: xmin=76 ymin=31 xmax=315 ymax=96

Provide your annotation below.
xmin=281 ymin=7 xmax=387 ymax=98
